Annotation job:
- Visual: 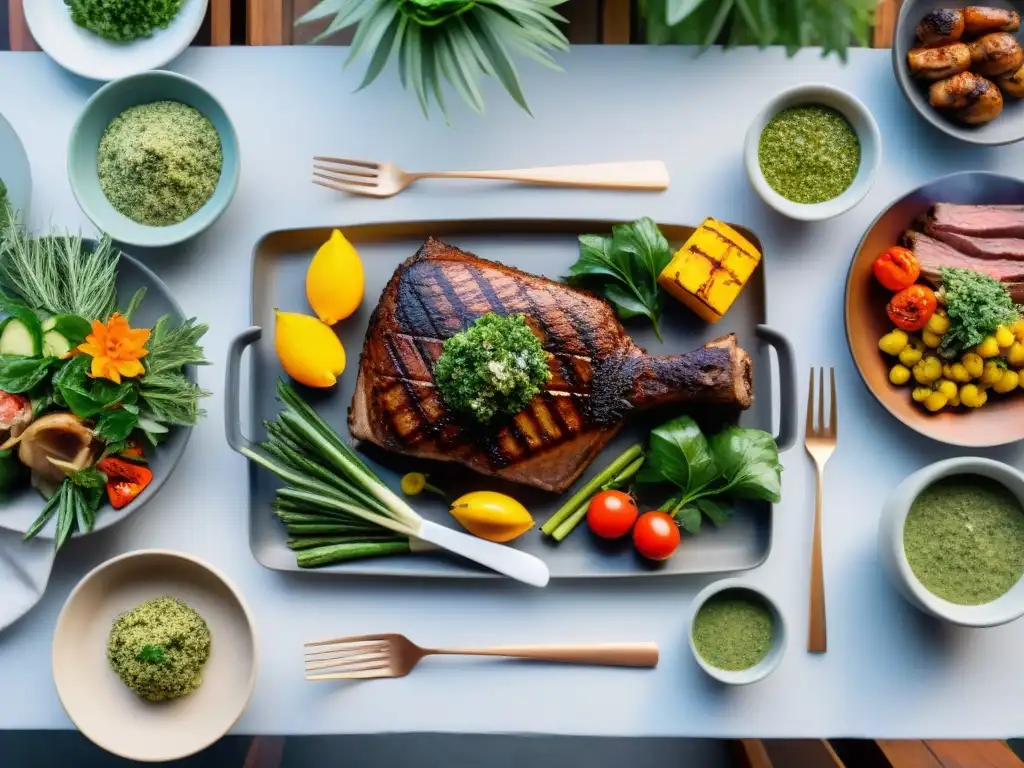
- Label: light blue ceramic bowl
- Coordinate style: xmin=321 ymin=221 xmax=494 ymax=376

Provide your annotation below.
xmin=68 ymin=70 xmax=239 ymax=247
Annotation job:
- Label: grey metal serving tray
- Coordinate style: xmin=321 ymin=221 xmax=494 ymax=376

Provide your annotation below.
xmin=227 ymin=219 xmax=796 ymax=579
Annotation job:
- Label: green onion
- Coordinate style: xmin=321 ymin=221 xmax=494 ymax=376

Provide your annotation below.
xmin=550 ymin=454 xmax=645 ymax=542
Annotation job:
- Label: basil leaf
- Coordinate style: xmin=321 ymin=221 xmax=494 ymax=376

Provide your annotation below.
xmin=638 ymin=416 xmax=720 ymax=497
xmin=69 ymin=467 xmax=107 ymax=490
xmin=0 ymin=355 xmax=57 ymax=393
xmin=677 ymin=505 xmax=702 ymax=533
xmin=53 ymin=357 xmax=135 ymax=417
xmin=610 ymin=217 xmax=672 ymax=291
xmin=95 ymin=409 xmax=139 ymax=443
xmin=708 ymin=426 xmax=782 ymax=503
xmin=697 ymin=498 xmax=732 ymax=526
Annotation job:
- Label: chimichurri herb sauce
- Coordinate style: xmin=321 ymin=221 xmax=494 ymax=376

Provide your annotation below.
xmin=758 ymin=105 xmax=860 ymax=204
xmin=692 ymin=590 xmax=774 ymax=671
xmin=903 ymin=475 xmax=1024 ymax=605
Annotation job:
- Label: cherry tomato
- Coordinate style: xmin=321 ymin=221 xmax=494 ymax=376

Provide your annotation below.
xmin=587 ymin=490 xmax=639 ymax=539
xmin=632 ymin=511 xmax=681 ymax=561
xmin=887 ymin=284 xmax=937 ymax=332
xmin=873 ymin=246 xmax=920 ymax=292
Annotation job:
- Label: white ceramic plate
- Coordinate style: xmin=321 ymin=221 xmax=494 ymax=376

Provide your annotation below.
xmin=24 ymin=0 xmax=209 ymax=82
xmin=0 ymin=110 xmax=31 ymax=216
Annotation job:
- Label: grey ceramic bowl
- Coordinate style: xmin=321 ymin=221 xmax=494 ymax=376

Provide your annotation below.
xmin=0 ymin=110 xmax=31 ymax=217
xmin=688 ymin=578 xmax=786 ymax=685
xmin=878 ymin=457 xmax=1024 ymax=627
xmin=893 ymin=0 xmax=1024 ymax=145
xmin=68 ymin=70 xmax=239 ymax=247
xmin=0 ymin=241 xmax=195 ymax=539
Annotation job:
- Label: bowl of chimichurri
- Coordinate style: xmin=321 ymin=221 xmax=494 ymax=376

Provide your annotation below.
xmin=688 ymin=578 xmax=786 ymax=685
xmin=744 ymin=84 xmax=881 ymax=222
xmin=879 ymin=457 xmax=1024 ymax=626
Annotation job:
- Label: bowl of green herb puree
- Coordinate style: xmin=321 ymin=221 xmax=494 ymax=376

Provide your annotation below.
xmin=68 ymin=70 xmax=239 ymax=247
xmin=879 ymin=457 xmax=1024 ymax=627
xmin=688 ymin=579 xmax=786 ymax=685
xmin=745 ymin=84 xmax=881 ymax=222
xmin=52 ymin=550 xmax=257 ymax=762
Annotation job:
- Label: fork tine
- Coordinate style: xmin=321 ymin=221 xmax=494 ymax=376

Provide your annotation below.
xmin=305 ymin=634 xmax=394 ymax=648
xmin=307 ymin=669 xmax=393 ymax=681
xmin=313 ymin=172 xmax=376 ymax=189
xmin=307 ymin=659 xmax=393 ymax=674
xmin=805 ymin=367 xmax=815 ymax=436
xmin=312 ymin=164 xmax=377 ymax=179
xmin=829 ymin=367 xmax=837 ymax=437
xmin=313 ymin=156 xmax=380 ymax=169
xmin=305 ymin=646 xmax=388 ymax=661
xmin=305 ymin=654 xmax=391 ymax=672
xmin=817 ymin=367 xmax=825 ymax=434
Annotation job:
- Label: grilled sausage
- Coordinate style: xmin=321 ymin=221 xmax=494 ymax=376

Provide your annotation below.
xmin=930 ymin=71 xmax=1004 ymax=124
xmin=968 ymin=32 xmax=1024 ymax=76
xmin=917 ymin=8 xmax=966 ymax=45
xmin=964 ymin=6 xmax=1021 ymax=37
xmin=999 ymin=63 xmax=1024 ymax=97
xmin=908 ymin=42 xmax=971 ymax=80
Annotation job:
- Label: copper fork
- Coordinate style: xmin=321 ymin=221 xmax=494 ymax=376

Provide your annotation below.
xmin=805 ymin=367 xmax=836 ymax=654
xmin=311 ymin=158 xmax=671 ymax=198
xmin=304 ymin=633 xmax=659 ymax=680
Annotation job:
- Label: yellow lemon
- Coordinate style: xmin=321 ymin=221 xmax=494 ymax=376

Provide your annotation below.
xmin=306 ymin=229 xmax=364 ymax=325
xmin=274 ymin=310 xmax=345 ymax=388
xmin=449 ymin=491 xmax=534 ymax=543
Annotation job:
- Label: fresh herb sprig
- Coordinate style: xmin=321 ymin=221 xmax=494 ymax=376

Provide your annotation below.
xmin=24 ymin=468 xmax=106 ymax=551
xmin=565 ymin=218 xmax=673 ymax=341
xmin=939 ymin=267 xmax=1021 ymax=358
xmin=138 ymin=315 xmax=211 ymax=426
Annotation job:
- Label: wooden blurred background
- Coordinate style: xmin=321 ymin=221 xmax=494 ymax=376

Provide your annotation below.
xmin=2 ymin=0 xmax=904 ymax=50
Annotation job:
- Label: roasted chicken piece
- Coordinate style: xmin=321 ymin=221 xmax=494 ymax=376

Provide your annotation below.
xmin=908 ymin=42 xmax=971 ymax=80
xmin=930 ymin=71 xmax=1004 ymax=124
xmin=917 ymin=8 xmax=966 ymax=45
xmin=968 ymin=32 xmax=1024 ymax=76
xmin=999 ymin=63 xmax=1024 ymax=96
xmin=964 ymin=5 xmax=1021 ymax=37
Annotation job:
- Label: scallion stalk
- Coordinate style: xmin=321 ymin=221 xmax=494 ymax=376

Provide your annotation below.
xmin=540 ymin=444 xmax=643 ymax=536
xmin=550 ymin=454 xmax=646 ymax=542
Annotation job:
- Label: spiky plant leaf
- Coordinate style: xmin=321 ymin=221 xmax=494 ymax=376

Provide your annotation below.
xmin=298 ymin=0 xmax=568 ymax=119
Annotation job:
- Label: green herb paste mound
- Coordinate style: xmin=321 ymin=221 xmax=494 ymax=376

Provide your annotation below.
xmin=98 ymin=101 xmax=222 ymax=227
xmin=108 ymin=596 xmax=211 ymax=701
xmin=904 ymin=475 xmax=1024 ymax=605
xmin=693 ymin=591 xmax=774 ymax=671
xmin=433 ymin=313 xmax=551 ymax=424
xmin=64 ymin=0 xmax=186 ymax=43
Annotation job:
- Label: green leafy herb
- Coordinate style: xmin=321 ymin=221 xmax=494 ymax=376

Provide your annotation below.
xmin=566 ymin=218 xmax=673 ymax=341
xmin=939 ymin=267 xmax=1020 ymax=358
xmin=639 ymin=416 xmax=782 ymax=526
xmin=135 ymin=315 xmax=210 ymax=427
xmin=51 ymin=314 xmax=93 ymax=345
xmin=24 ymin=477 xmax=104 ymax=550
xmin=64 ymin=0 xmax=186 ymax=42
xmin=433 ymin=313 xmax=551 ymax=423
xmin=95 ymin=407 xmax=139 ymax=444
xmin=53 ymin=356 xmax=135 ymax=418
xmin=69 ymin=466 xmax=108 ymax=491
xmin=0 ymin=218 xmax=119 ymax=320
xmin=136 ymin=644 xmax=168 ymax=664
xmin=0 ymin=355 xmax=57 ymax=393
xmin=121 ymin=287 xmax=147 ymax=323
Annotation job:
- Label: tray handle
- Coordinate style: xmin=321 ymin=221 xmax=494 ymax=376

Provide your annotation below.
xmin=225 ymin=326 xmax=263 ymax=454
xmin=756 ymin=324 xmax=798 ymax=452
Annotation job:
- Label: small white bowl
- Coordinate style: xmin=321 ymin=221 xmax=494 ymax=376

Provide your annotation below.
xmin=744 ymin=83 xmax=882 ymax=222
xmin=879 ymin=457 xmax=1024 ymax=628
xmin=688 ymin=578 xmax=786 ymax=685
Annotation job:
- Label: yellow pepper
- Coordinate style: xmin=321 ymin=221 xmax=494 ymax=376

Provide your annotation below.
xmin=889 ymin=364 xmax=911 ymax=385
xmin=961 ymin=352 xmax=984 ymax=378
xmin=913 ymin=356 xmax=943 ymax=385
xmin=960 ymin=383 xmax=988 ymax=408
xmin=923 ymin=391 xmax=948 ymax=412
xmin=976 ymin=336 xmax=1001 ymax=358
xmin=993 ymin=369 xmax=1020 ymax=394
xmin=878 ymin=329 xmax=909 ymax=357
xmin=996 ymin=325 xmax=1015 ymax=349
xmin=449 ymin=491 xmax=534 ymax=543
xmin=926 ymin=311 xmax=950 ymax=335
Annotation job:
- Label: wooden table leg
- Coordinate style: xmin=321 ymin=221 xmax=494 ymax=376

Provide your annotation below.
xmin=248 ymin=0 xmax=286 ymax=45
xmin=211 ymin=0 xmax=233 ymax=46
xmin=601 ymin=0 xmax=631 ymax=44
xmin=873 ymin=0 xmax=904 ymax=48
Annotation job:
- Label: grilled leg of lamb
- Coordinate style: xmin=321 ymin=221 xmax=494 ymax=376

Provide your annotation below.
xmin=349 ymin=237 xmax=754 ymax=493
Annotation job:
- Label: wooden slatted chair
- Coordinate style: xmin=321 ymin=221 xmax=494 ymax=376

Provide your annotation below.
xmin=6 ymin=0 xmax=234 ymax=50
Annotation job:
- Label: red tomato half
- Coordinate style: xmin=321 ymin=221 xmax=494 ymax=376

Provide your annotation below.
xmin=587 ymin=490 xmax=639 ymax=539
xmin=633 ymin=511 xmax=681 ymax=561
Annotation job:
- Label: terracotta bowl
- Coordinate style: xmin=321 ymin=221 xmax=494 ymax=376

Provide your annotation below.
xmin=52 ymin=550 xmax=257 ymax=763
xmin=846 ymin=170 xmax=1024 ymax=447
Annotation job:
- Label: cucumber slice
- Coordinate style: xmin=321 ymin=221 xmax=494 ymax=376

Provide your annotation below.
xmin=137 ymin=415 xmax=169 ymax=435
xmin=41 ymin=317 xmax=56 ymax=333
xmin=42 ymin=330 xmax=72 ymax=359
xmin=0 ymin=319 xmax=40 ymax=357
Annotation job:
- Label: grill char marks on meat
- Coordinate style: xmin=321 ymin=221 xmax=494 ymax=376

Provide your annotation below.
xmin=349 ymin=237 xmax=753 ymax=493
xmin=903 ymin=230 xmax=1024 ymax=302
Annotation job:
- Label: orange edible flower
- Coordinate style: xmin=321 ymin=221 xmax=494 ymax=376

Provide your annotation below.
xmin=76 ymin=313 xmax=151 ymax=384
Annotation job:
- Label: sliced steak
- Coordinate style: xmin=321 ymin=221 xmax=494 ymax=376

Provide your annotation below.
xmin=926 ymin=203 xmax=1024 ymax=238
xmin=923 ymin=224 xmax=1024 ymax=260
xmin=904 ymin=230 xmax=1024 ymax=301
xmin=349 ymin=237 xmax=753 ymax=493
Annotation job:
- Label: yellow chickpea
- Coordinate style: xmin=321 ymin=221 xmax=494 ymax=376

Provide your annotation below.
xmin=949 ymin=363 xmax=971 ymax=383
xmin=961 ymin=352 xmax=984 ymax=378
xmin=898 ymin=338 xmax=925 ymax=367
xmin=994 ymin=369 xmax=1020 ymax=394
xmin=948 ymin=391 xmax=961 ymax=407
xmin=921 ymin=329 xmax=942 ymax=348
xmin=960 ymin=383 xmax=988 ymax=408
xmin=996 ymin=325 xmax=1015 ymax=349
xmin=878 ymin=329 xmax=909 ymax=356
xmin=889 ymin=364 xmax=911 ymax=385
xmin=924 ymin=391 xmax=949 ymax=412
xmin=911 ymin=387 xmax=932 ymax=403
xmin=926 ymin=312 xmax=950 ymax=335
xmin=1012 ymin=318 xmax=1024 ymax=343
xmin=982 ymin=360 xmax=1006 ymax=386
xmin=935 ymin=379 xmax=958 ymax=399
xmin=913 ymin=356 xmax=943 ymax=385
xmin=1008 ymin=342 xmax=1024 ymax=368
xmin=976 ymin=336 xmax=1001 ymax=358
